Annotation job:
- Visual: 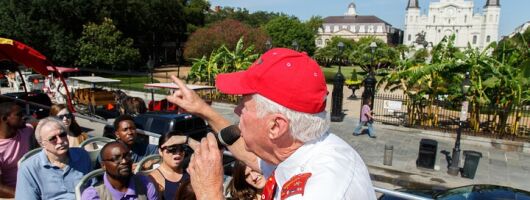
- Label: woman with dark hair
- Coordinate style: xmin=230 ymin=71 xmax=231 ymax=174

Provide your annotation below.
xmin=226 ymin=160 xmax=265 ymax=200
xmin=174 ymin=179 xmax=196 ymax=200
xmin=120 ymin=96 xmax=147 ymax=116
xmin=49 ymin=104 xmax=88 ymax=147
xmin=149 ymin=131 xmax=189 ymax=200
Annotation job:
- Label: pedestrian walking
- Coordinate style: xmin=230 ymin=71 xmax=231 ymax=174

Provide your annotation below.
xmin=353 ymin=98 xmax=376 ymax=138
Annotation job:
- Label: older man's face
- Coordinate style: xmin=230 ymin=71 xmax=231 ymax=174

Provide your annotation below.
xmin=40 ymin=123 xmax=69 ymax=156
xmin=235 ymin=95 xmax=270 ymax=159
xmin=101 ymin=143 xmax=133 ymax=179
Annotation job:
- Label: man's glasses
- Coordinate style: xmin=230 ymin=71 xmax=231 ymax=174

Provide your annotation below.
xmin=102 ymin=152 xmax=133 ymax=163
xmin=45 ymin=131 xmax=68 ymax=143
xmin=161 ymin=145 xmax=184 ymax=155
xmin=57 ymin=113 xmax=73 ymax=120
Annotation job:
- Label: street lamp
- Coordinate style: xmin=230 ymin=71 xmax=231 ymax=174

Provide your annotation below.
xmin=331 ymin=42 xmax=346 ymax=122
xmin=266 ymin=39 xmax=272 ymax=50
xmin=448 ymin=72 xmax=471 ymax=176
xmin=361 ymin=42 xmax=378 ymax=113
xmin=147 ymin=56 xmax=155 ymax=103
xmin=292 ymin=41 xmax=299 ymax=51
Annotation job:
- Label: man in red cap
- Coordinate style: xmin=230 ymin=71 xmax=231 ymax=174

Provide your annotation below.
xmin=167 ymin=48 xmax=375 ymax=199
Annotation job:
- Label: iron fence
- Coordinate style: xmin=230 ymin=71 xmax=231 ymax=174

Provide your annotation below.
xmin=373 ymin=93 xmax=530 ymax=141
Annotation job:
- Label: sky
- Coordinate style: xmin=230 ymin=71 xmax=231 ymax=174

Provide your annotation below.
xmin=208 ymin=0 xmax=530 ymax=37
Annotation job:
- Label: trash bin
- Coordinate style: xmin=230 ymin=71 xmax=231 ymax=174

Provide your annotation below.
xmin=461 ymin=150 xmax=482 ymax=179
xmin=416 ymin=139 xmax=437 ymax=169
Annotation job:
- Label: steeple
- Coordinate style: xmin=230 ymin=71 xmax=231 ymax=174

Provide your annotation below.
xmin=485 ymin=0 xmax=500 ymax=7
xmin=346 ymin=1 xmax=357 ymax=16
xmin=407 ymin=0 xmax=419 ymax=10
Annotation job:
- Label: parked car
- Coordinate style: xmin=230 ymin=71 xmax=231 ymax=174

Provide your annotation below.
xmin=379 ymin=184 xmax=530 ymax=200
xmin=103 ymin=111 xmax=236 ymax=175
xmin=103 ymin=111 xmax=210 ymax=141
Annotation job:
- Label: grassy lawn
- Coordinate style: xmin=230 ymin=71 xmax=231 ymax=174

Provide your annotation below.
xmin=99 ymin=75 xmax=164 ymax=93
xmin=321 ymin=65 xmax=366 ymax=83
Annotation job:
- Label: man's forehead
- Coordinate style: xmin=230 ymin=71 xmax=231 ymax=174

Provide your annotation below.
xmin=105 ymin=144 xmax=127 ymax=156
xmin=40 ymin=123 xmax=62 ymax=136
xmin=118 ymin=120 xmax=135 ymax=128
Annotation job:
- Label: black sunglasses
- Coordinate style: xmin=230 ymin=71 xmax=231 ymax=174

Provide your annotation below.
xmin=102 ymin=151 xmax=133 ymax=163
xmin=161 ymin=145 xmax=184 ymax=154
xmin=57 ymin=113 xmax=73 ymax=120
xmin=46 ymin=131 xmax=68 ymax=143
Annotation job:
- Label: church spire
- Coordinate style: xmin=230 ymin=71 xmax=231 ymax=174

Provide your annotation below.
xmin=485 ymin=0 xmax=500 ymax=7
xmin=407 ymin=0 xmax=419 ymax=10
xmin=346 ymin=1 xmax=357 ymax=16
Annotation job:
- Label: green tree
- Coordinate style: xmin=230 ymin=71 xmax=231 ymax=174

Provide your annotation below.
xmin=314 ymin=36 xmax=355 ymax=67
xmin=188 ymin=37 xmax=259 ymax=84
xmin=264 ymin=16 xmax=316 ymax=55
xmin=184 ymin=19 xmax=268 ymax=60
xmin=206 ymin=7 xmax=282 ymax=28
xmin=77 ymin=18 xmax=140 ymax=70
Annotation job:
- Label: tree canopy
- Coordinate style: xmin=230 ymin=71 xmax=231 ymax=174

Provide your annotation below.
xmin=264 ymin=16 xmax=317 ymax=55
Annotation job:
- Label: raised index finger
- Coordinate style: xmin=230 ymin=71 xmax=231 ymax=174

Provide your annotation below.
xmin=170 ymin=75 xmax=191 ymax=93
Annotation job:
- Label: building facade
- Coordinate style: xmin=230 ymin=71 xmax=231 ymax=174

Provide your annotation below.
xmin=508 ymin=21 xmax=530 ymax=38
xmin=316 ymin=2 xmax=402 ymax=48
xmin=404 ymin=0 xmax=500 ymax=49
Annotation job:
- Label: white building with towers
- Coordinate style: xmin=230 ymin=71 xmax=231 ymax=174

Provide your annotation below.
xmin=403 ymin=0 xmax=500 ymax=49
xmin=316 ymin=1 xmax=402 ymax=48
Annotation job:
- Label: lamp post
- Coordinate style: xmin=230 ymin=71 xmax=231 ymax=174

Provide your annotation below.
xmin=448 ymin=72 xmax=471 ymax=176
xmin=361 ymin=42 xmax=378 ymax=112
xmin=292 ymin=41 xmax=299 ymax=51
xmin=331 ymin=42 xmax=345 ymax=122
xmin=147 ymin=56 xmax=155 ymax=103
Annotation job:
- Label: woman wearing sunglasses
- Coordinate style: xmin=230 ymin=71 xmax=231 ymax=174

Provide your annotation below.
xmin=149 ymin=131 xmax=190 ymax=200
xmin=49 ymin=104 xmax=88 ymax=147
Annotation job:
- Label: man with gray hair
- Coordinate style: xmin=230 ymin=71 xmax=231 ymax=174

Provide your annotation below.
xmin=15 ymin=117 xmax=91 ymax=199
xmin=167 ymin=48 xmax=376 ymax=199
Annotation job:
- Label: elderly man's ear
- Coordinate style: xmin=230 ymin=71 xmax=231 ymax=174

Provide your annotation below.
xmin=267 ymin=114 xmax=289 ymax=140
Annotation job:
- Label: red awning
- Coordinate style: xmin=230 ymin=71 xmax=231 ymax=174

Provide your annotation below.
xmin=0 ymin=38 xmax=50 ymax=75
xmin=46 ymin=66 xmax=80 ymax=74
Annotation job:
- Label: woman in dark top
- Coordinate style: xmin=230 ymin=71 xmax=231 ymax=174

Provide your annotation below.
xmin=149 ymin=131 xmax=189 ymax=200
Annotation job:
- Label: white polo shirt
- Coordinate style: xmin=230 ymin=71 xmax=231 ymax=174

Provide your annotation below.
xmin=260 ymin=133 xmax=376 ymax=200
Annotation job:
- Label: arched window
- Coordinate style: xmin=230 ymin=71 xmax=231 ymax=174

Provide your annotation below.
xmin=408 ymin=34 xmax=411 ymax=41
xmin=473 ymin=35 xmax=477 ymax=44
xmin=325 ymin=39 xmax=330 ymax=45
xmin=486 ymin=35 xmax=491 ymax=42
xmin=317 ymin=39 xmax=322 ymax=45
xmin=433 ymin=16 xmax=436 ymax=23
xmin=464 ymin=15 xmax=467 ymax=23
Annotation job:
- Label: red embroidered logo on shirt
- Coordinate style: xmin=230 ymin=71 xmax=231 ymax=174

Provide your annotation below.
xmin=280 ymin=172 xmax=312 ymax=200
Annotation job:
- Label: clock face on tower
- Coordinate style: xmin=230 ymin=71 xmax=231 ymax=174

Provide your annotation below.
xmin=445 ymin=7 xmax=456 ymax=16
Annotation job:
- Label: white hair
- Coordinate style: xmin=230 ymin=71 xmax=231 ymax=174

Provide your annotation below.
xmin=35 ymin=117 xmax=67 ymax=143
xmin=252 ymin=94 xmax=329 ymax=142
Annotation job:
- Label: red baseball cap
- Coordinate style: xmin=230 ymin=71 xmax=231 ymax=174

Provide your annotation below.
xmin=215 ymin=48 xmax=328 ymax=114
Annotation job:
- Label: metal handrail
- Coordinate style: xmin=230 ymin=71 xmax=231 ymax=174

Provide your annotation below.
xmin=374 ymin=186 xmax=433 ymax=200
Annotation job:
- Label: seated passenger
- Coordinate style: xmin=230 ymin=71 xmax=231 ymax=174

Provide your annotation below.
xmin=15 ymin=117 xmax=91 ymax=199
xmin=226 ymin=160 xmax=266 ymax=200
xmin=49 ymin=104 xmax=88 ymax=147
xmin=120 ymin=97 xmax=147 ymax=117
xmin=0 ymin=103 xmax=33 ymax=198
xmin=113 ymin=115 xmax=158 ymax=163
xmin=148 ymin=132 xmax=189 ymax=200
xmin=175 ymin=179 xmax=195 ymax=200
xmin=81 ymin=141 xmax=158 ymax=200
